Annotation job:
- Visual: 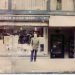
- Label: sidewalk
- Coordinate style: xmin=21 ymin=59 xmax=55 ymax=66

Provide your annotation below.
xmin=13 ymin=57 xmax=75 ymax=73
xmin=0 ymin=56 xmax=75 ymax=73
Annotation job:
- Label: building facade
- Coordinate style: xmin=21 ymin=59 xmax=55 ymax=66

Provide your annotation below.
xmin=0 ymin=0 xmax=75 ymax=58
xmin=49 ymin=0 xmax=75 ymax=58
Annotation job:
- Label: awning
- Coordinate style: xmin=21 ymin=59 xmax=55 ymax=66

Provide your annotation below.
xmin=0 ymin=22 xmax=48 ymax=26
xmin=49 ymin=16 xmax=75 ymax=27
xmin=0 ymin=15 xmax=48 ymax=27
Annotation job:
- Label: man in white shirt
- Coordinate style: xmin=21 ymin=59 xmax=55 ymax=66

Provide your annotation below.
xmin=30 ymin=32 xmax=39 ymax=62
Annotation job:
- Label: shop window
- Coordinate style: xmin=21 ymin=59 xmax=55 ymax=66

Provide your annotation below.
xmin=56 ymin=0 xmax=62 ymax=10
xmin=18 ymin=30 xmax=32 ymax=44
xmin=38 ymin=28 xmax=43 ymax=37
xmin=18 ymin=28 xmax=43 ymax=44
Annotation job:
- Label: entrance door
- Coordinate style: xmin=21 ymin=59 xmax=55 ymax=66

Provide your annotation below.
xmin=50 ymin=31 xmax=64 ymax=58
xmin=50 ymin=28 xmax=74 ymax=58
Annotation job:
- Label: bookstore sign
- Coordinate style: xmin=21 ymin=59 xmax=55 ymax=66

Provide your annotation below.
xmin=0 ymin=15 xmax=49 ymax=22
xmin=0 ymin=15 xmax=48 ymax=26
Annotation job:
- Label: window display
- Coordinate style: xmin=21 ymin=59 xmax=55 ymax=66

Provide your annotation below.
xmin=19 ymin=30 xmax=32 ymax=44
xmin=0 ymin=26 xmax=48 ymax=56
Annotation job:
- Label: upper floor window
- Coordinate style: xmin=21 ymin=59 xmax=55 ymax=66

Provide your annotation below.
xmin=12 ymin=0 xmax=48 ymax=10
xmin=0 ymin=0 xmax=8 ymax=9
xmin=73 ymin=0 xmax=75 ymax=11
xmin=56 ymin=0 xmax=62 ymax=10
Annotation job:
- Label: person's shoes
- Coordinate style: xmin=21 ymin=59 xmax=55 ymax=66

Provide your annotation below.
xmin=34 ymin=59 xmax=36 ymax=62
xmin=30 ymin=59 xmax=33 ymax=62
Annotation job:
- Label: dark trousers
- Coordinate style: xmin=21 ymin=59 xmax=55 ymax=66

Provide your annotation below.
xmin=31 ymin=49 xmax=37 ymax=62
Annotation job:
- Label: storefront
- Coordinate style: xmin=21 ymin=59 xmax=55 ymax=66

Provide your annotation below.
xmin=0 ymin=15 xmax=49 ymax=56
xmin=49 ymin=16 xmax=75 ymax=58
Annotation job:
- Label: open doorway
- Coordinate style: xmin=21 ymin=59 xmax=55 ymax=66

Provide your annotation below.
xmin=49 ymin=27 xmax=74 ymax=58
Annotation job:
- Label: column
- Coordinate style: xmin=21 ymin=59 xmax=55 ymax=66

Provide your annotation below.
xmin=43 ymin=27 xmax=48 ymax=55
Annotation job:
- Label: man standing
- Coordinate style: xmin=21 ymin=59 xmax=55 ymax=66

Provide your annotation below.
xmin=31 ymin=32 xmax=39 ymax=62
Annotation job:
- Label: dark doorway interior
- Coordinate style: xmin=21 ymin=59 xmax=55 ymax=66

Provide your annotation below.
xmin=49 ymin=27 xmax=74 ymax=58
